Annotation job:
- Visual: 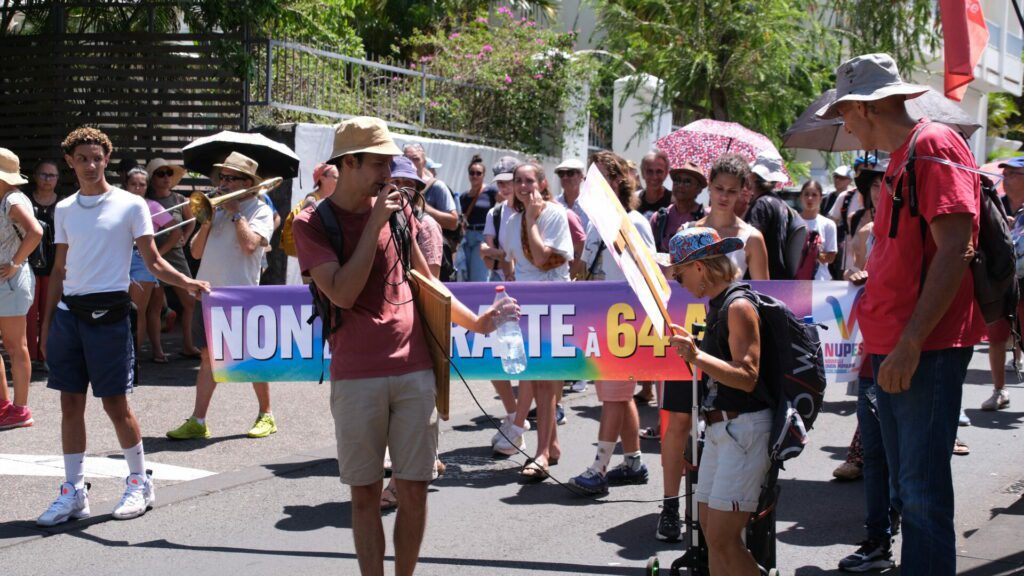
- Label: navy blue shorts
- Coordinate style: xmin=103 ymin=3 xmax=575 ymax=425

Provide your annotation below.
xmin=192 ymin=304 xmax=207 ymax=349
xmin=46 ymin=307 xmax=135 ymax=397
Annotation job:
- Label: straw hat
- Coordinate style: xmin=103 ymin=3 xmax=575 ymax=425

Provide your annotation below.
xmin=816 ymin=53 xmax=928 ymax=120
xmin=145 ymin=158 xmax=187 ymax=189
xmin=212 ymin=151 xmax=262 ymax=184
xmin=326 ymin=117 xmax=402 ymax=165
xmin=0 ymin=148 xmax=29 ymax=187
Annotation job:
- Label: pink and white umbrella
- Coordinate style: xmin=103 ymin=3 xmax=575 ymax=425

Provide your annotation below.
xmin=656 ymin=119 xmax=787 ymax=182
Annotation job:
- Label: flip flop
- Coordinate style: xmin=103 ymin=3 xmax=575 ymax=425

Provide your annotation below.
xmin=380 ymin=485 xmax=398 ymax=510
xmin=639 ymin=426 xmax=661 ymax=440
xmin=180 ymin=349 xmax=202 ymax=359
xmin=633 ymin=393 xmax=655 ymax=405
xmin=152 ymin=355 xmax=169 ymax=364
xmin=520 ymin=460 xmax=549 ymax=481
xmin=953 ymin=438 xmax=970 ymax=456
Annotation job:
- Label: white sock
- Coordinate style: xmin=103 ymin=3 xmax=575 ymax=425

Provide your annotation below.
xmin=124 ymin=442 xmax=146 ymax=477
xmin=194 ymin=417 xmax=205 ymax=425
xmin=623 ymin=450 xmax=643 ymax=470
xmin=589 ymin=441 xmax=617 ymax=475
xmin=64 ymin=453 xmax=85 ymax=490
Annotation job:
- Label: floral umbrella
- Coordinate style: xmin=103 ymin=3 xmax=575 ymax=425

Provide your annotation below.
xmin=979 ymin=158 xmax=1013 ymax=196
xmin=655 ymin=119 xmax=787 ymax=182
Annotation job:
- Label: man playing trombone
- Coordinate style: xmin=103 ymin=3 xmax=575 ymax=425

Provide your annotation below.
xmin=166 ymin=151 xmax=277 ymax=440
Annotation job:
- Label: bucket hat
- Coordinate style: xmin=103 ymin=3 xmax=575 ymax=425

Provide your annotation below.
xmin=213 ymin=151 xmax=262 ymax=184
xmin=390 ymin=156 xmax=425 ymax=190
xmin=654 ymin=227 xmax=745 ymax=268
xmin=816 ymin=53 xmax=928 ymax=120
xmin=145 ymin=158 xmax=187 ymax=189
xmin=750 ymin=151 xmax=788 ymax=184
xmin=327 ymin=117 xmax=402 ymax=165
xmin=0 ymin=148 xmax=29 ymax=187
xmin=670 ymin=161 xmax=707 ymax=189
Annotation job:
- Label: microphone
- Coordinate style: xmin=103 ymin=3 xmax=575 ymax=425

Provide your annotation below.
xmin=388 ymin=188 xmax=411 ymax=273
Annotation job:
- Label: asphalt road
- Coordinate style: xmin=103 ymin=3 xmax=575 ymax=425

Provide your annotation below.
xmin=1 ymin=339 xmax=1023 ymax=575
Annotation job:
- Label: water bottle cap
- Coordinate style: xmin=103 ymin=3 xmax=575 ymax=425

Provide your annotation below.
xmin=495 ymin=286 xmax=506 ymax=293
xmin=803 ymin=315 xmax=814 ymax=324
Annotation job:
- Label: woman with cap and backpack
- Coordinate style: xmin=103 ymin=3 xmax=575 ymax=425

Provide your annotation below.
xmin=666 ymin=226 xmax=773 ymax=576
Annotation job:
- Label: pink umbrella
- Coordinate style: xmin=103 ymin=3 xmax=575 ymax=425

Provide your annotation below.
xmin=656 ymin=119 xmax=787 ymax=182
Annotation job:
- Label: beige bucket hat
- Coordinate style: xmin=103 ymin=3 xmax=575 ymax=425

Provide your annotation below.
xmin=145 ymin=158 xmax=187 ymax=189
xmin=212 ymin=151 xmax=262 ymax=184
xmin=326 ymin=117 xmax=403 ymax=165
xmin=0 ymin=148 xmax=29 ymax=187
xmin=816 ymin=53 xmax=928 ymax=120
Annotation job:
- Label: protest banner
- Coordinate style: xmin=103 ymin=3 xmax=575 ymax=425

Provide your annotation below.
xmin=204 ymin=281 xmax=863 ymax=385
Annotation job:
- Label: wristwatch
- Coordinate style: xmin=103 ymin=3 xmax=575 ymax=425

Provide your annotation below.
xmin=231 ymin=213 xmax=243 ymax=223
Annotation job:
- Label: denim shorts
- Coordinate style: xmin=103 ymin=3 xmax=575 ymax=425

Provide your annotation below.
xmin=46 ymin=307 xmax=135 ymax=397
xmin=695 ymin=409 xmax=772 ymax=512
xmin=0 ymin=264 xmax=34 ymax=317
xmin=129 ymin=250 xmax=157 ymax=284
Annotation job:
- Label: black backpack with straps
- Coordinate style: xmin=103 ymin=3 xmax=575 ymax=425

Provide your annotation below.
xmin=889 ymin=122 xmax=1019 ymax=330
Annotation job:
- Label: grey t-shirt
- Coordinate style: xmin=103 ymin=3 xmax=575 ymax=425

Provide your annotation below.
xmin=0 ymin=191 xmax=31 ymax=264
xmin=196 ymin=197 xmax=274 ymax=287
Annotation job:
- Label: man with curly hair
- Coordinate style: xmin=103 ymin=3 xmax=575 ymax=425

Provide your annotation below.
xmin=36 ymin=127 xmax=209 ymax=527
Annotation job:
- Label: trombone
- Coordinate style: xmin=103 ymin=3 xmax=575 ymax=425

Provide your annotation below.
xmin=153 ymin=177 xmax=283 ymax=236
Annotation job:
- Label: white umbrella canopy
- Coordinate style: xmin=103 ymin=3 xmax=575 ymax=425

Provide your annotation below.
xmin=182 ymin=131 xmax=300 ymax=180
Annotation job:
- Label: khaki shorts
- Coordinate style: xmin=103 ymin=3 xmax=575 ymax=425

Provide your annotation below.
xmin=330 ymin=369 xmax=438 ymax=486
xmin=695 ymin=409 xmax=772 ymax=513
xmin=595 ymin=380 xmax=636 ymax=402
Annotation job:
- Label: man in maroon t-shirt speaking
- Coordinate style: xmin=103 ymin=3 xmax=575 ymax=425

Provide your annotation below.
xmin=817 ymin=54 xmax=985 ymax=576
xmin=292 ymin=117 xmax=513 ymax=576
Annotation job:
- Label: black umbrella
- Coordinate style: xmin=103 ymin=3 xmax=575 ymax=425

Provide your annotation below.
xmin=182 ymin=131 xmax=300 ymax=180
xmin=783 ymin=88 xmax=982 ymax=151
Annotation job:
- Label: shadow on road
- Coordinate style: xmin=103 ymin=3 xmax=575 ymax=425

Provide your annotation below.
xmin=598 ymin=512 xmax=668 ymax=561
xmin=140 ymin=434 xmax=250 ymax=454
xmin=774 ymin=478 xmax=863 ymax=548
xmin=962 ymin=408 xmax=1024 ymax=431
xmin=820 ymin=400 xmax=856 ymax=417
xmin=275 ymin=501 xmax=351 ymax=531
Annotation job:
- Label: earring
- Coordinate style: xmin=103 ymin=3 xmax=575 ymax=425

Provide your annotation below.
xmin=698 ymin=281 xmax=706 ymax=296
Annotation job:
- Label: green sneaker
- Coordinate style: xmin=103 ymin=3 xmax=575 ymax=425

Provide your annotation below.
xmin=247 ymin=413 xmax=277 ymax=438
xmin=166 ymin=417 xmax=211 ymax=440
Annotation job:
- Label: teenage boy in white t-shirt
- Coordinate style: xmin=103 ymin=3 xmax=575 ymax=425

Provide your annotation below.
xmin=166 ymin=151 xmax=275 ymax=441
xmin=799 ymin=180 xmax=838 ymax=281
xmin=37 ymin=128 xmax=209 ymax=526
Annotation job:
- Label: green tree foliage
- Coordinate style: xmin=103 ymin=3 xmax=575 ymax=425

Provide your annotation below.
xmin=826 ymin=0 xmax=941 ymax=74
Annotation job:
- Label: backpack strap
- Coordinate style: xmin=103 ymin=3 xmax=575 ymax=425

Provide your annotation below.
xmin=492 ymin=203 xmax=504 ymax=248
xmin=655 ymin=207 xmax=669 ymax=251
xmin=889 ymin=122 xmax=935 ymax=294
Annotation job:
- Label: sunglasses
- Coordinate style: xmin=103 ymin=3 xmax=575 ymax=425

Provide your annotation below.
xmin=671 ymin=175 xmax=697 ymax=186
xmin=468 ymin=170 xmax=484 ymax=177
xmin=153 ymin=170 xmax=174 ymax=178
xmin=556 ymin=170 xmax=580 ymax=178
xmin=37 ymin=173 xmax=58 ymax=180
xmin=218 ymin=174 xmax=250 ymax=183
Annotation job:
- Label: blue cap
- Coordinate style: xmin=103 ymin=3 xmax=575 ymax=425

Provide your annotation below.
xmin=998 ymin=157 xmax=1024 ymax=169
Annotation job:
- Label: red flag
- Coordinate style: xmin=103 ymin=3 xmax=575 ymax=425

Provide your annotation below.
xmin=941 ymin=0 xmax=990 ymax=101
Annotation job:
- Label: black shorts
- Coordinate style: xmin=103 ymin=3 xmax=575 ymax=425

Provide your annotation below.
xmin=192 ymin=304 xmax=207 ymax=349
xmin=661 ymin=379 xmax=696 ymax=413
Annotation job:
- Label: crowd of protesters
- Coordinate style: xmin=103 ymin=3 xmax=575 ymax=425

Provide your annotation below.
xmin=0 ymin=52 xmax=1015 ymax=576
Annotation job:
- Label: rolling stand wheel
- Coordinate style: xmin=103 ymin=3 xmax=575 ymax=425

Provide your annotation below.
xmin=645 ymin=556 xmax=660 ymax=575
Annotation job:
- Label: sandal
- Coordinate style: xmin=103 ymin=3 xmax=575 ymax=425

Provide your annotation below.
xmin=633 ymin=393 xmax=655 ymax=405
xmin=520 ymin=460 xmax=549 ymax=481
xmin=180 ymin=349 xmax=202 ymax=359
xmin=953 ymin=438 xmax=970 ymax=456
xmin=639 ymin=426 xmax=661 ymax=440
xmin=152 ymin=354 xmax=169 ymax=364
xmin=380 ymin=485 xmax=398 ymax=510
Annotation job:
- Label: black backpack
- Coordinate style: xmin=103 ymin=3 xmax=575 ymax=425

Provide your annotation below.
xmin=889 ymin=122 xmax=1020 ymax=332
xmin=718 ymin=284 xmax=827 ymax=464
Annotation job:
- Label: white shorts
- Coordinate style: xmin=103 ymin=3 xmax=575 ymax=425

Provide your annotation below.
xmin=695 ymin=409 xmax=772 ymax=513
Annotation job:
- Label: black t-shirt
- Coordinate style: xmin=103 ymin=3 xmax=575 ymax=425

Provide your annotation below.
xmin=460 ymin=185 xmax=497 ymax=230
xmin=637 ymin=187 xmax=672 ymax=217
xmin=744 ymin=192 xmax=791 ymax=280
xmin=701 ymin=283 xmax=771 ymax=413
xmin=29 ymin=193 xmax=59 ymax=276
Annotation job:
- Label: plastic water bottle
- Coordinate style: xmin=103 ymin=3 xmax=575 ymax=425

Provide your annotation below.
xmin=494 ymin=286 xmax=527 ymax=375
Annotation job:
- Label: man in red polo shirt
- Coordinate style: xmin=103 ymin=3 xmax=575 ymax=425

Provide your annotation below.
xmin=818 ymin=53 xmax=985 ymax=576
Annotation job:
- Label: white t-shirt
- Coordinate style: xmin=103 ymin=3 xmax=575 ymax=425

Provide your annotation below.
xmin=801 ymin=214 xmax=838 ymax=281
xmin=55 ymin=187 xmax=153 ymax=296
xmin=0 ymin=192 xmax=32 ymax=263
xmin=196 ymin=197 xmax=274 ymax=287
xmin=828 ymin=190 xmax=863 ymax=229
xmin=581 ymin=210 xmax=655 ymax=281
xmin=502 ymin=202 xmax=573 ymax=282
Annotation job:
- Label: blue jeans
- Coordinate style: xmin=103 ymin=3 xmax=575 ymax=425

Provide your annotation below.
xmin=871 ymin=347 xmax=973 ymax=576
xmin=460 ymin=228 xmax=488 ymax=282
xmin=856 ymin=377 xmax=891 ymax=543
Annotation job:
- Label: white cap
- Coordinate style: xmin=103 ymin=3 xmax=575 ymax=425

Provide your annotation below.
xmin=555 ymin=158 xmax=585 ymax=172
xmin=832 ymin=165 xmax=854 ymax=178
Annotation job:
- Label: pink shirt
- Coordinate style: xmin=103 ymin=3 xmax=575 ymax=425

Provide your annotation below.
xmin=292 ymin=201 xmax=433 ymax=380
xmin=860 ymin=120 xmax=986 ymax=354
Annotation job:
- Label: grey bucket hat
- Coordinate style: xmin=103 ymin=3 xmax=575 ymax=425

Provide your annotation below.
xmin=816 ymin=53 xmax=928 ymax=120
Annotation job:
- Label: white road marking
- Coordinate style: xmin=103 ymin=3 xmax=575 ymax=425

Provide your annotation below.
xmin=0 ymin=454 xmax=215 ymax=481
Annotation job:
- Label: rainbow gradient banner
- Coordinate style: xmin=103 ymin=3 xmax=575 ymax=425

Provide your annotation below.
xmin=204 ymin=281 xmax=863 ymax=383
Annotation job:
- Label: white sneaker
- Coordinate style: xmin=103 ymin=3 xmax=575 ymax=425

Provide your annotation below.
xmin=493 ymin=423 xmax=527 ymax=456
xmin=959 ymin=409 xmax=971 ymax=427
xmin=490 ymin=416 xmax=529 ymax=446
xmin=570 ymin=380 xmax=589 ymax=393
xmin=981 ymin=389 xmax=1010 ymax=411
xmin=37 ymin=482 xmax=90 ymax=526
xmin=112 ymin=472 xmax=155 ymax=520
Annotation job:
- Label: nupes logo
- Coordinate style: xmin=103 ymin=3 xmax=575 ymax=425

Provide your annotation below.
xmin=826 ymin=289 xmax=864 ymax=340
